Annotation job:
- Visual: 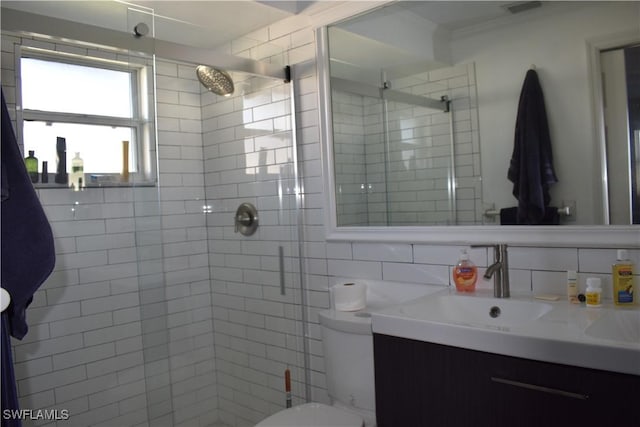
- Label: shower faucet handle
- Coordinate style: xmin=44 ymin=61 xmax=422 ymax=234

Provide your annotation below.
xmin=234 ymin=203 xmax=259 ymax=236
xmin=235 ymin=211 xmax=253 ymax=228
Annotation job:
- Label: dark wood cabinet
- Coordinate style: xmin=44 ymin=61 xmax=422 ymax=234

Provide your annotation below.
xmin=374 ymin=333 xmax=640 ymax=427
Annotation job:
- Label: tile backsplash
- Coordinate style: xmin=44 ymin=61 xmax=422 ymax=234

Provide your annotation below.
xmin=323 ymin=242 xmax=639 ymax=299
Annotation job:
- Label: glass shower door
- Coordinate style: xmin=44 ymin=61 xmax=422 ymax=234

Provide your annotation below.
xmin=150 ymin=16 xmax=308 ymax=426
xmin=201 ymin=70 xmax=308 ymax=427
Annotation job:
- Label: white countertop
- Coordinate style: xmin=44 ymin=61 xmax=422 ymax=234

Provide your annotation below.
xmin=371 ymin=287 xmax=640 ymax=376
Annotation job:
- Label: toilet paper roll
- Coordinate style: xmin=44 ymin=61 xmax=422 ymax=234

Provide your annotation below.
xmin=332 ymin=282 xmax=367 ymax=311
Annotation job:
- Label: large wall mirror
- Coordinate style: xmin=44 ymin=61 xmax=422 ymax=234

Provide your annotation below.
xmin=318 ymin=0 xmax=640 ymax=246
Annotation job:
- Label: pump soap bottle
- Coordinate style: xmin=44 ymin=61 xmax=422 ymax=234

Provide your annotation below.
xmin=453 ymin=250 xmax=478 ymax=292
xmin=612 ymin=250 xmax=635 ymax=305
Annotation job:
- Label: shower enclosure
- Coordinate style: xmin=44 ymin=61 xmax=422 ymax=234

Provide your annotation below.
xmin=2 ymin=3 xmax=308 ymax=426
xmin=322 ymin=8 xmax=485 ymax=227
xmin=331 ymin=81 xmax=458 ymax=226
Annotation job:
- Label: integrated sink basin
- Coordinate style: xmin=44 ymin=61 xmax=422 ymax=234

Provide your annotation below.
xmin=585 ymin=310 xmax=640 ymax=343
xmin=372 ymin=288 xmax=640 ymax=376
xmin=399 ymin=293 xmax=552 ymax=328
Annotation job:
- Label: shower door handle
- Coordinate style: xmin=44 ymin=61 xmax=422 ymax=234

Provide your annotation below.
xmin=279 ymin=246 xmax=286 ymax=295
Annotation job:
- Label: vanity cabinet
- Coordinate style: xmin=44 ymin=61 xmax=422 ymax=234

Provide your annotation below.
xmin=374 ymin=334 xmax=640 ymax=427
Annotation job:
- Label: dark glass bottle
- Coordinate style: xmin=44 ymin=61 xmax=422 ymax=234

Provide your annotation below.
xmin=55 ymin=137 xmax=68 ymax=184
xmin=42 ymin=161 xmax=49 ymax=183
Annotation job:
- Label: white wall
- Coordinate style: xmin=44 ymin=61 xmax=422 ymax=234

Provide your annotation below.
xmin=450 ymin=2 xmax=640 ymax=224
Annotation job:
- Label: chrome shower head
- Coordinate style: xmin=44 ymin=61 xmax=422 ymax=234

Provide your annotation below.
xmin=196 ymin=65 xmax=234 ymax=96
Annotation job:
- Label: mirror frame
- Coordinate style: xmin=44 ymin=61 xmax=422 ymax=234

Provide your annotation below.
xmin=316 ymin=25 xmax=639 ymax=248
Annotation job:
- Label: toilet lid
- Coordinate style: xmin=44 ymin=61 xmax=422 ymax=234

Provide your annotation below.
xmin=255 ymin=403 xmax=363 ymax=427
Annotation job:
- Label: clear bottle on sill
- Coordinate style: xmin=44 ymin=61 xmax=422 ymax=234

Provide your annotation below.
xmin=70 ymin=152 xmax=84 ymax=191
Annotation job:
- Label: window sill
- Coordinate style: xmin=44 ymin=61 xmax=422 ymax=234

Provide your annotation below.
xmin=33 ymin=177 xmax=156 ymax=189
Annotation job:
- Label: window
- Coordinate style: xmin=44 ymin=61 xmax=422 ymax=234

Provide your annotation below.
xmin=19 ymin=47 xmax=155 ymax=184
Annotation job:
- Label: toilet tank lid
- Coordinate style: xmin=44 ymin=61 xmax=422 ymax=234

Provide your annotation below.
xmin=255 ymin=402 xmax=363 ymax=427
xmin=318 ymin=309 xmax=372 ymax=335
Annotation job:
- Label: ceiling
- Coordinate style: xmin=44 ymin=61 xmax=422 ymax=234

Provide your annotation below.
xmin=402 ymin=1 xmax=524 ymax=30
xmin=1 ymin=1 xmax=573 ymax=60
xmin=0 ymin=0 xmax=338 ymax=49
xmin=328 ymin=1 xmax=561 ymax=82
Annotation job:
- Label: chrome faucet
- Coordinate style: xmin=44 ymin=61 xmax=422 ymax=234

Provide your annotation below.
xmin=472 ymin=244 xmax=510 ymax=298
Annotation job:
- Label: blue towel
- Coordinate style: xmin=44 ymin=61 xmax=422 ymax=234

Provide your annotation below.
xmin=507 ymin=69 xmax=558 ymax=225
xmin=1 ymin=88 xmax=56 ymax=425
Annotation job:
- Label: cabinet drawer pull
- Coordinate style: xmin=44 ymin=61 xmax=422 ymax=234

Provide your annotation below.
xmin=491 ymin=377 xmax=589 ymax=400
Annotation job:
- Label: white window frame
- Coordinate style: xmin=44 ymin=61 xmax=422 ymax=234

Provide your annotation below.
xmin=16 ymin=45 xmax=157 ymax=186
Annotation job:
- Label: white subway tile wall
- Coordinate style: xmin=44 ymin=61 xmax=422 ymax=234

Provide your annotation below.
xmin=2 ymin=11 xmax=639 ymax=427
xmin=3 ymin=35 xmax=217 ymax=427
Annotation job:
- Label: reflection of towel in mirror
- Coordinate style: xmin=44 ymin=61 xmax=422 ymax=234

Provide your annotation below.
xmin=500 ymin=206 xmax=559 ymax=225
xmin=507 ymin=69 xmax=558 ymax=225
xmin=1 ymin=88 xmax=56 ymax=424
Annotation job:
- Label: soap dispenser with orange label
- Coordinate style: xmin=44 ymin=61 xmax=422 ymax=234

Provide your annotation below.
xmin=453 ymin=250 xmax=478 ymax=292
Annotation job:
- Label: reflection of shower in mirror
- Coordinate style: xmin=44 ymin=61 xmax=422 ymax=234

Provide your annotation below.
xmin=319 ymin=1 xmax=640 ymax=227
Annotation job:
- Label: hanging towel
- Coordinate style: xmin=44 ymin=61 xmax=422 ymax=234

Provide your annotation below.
xmin=1 ymin=88 xmax=56 ymax=425
xmin=499 ymin=207 xmax=519 ymax=225
xmin=507 ymin=69 xmax=558 ymax=225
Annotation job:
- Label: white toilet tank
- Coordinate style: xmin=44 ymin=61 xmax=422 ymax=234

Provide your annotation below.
xmin=318 ymin=309 xmax=375 ymax=422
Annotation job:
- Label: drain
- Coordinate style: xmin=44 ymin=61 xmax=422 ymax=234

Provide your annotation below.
xmin=489 ymin=306 xmax=501 ymax=318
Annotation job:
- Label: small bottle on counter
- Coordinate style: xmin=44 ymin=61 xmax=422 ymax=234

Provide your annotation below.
xmin=585 ymin=278 xmax=602 ymax=308
xmin=567 ymin=270 xmax=579 ymax=304
xmin=612 ymin=250 xmax=634 ymax=305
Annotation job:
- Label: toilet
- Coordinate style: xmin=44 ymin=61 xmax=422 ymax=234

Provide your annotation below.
xmin=255 ymin=308 xmax=376 ymax=427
